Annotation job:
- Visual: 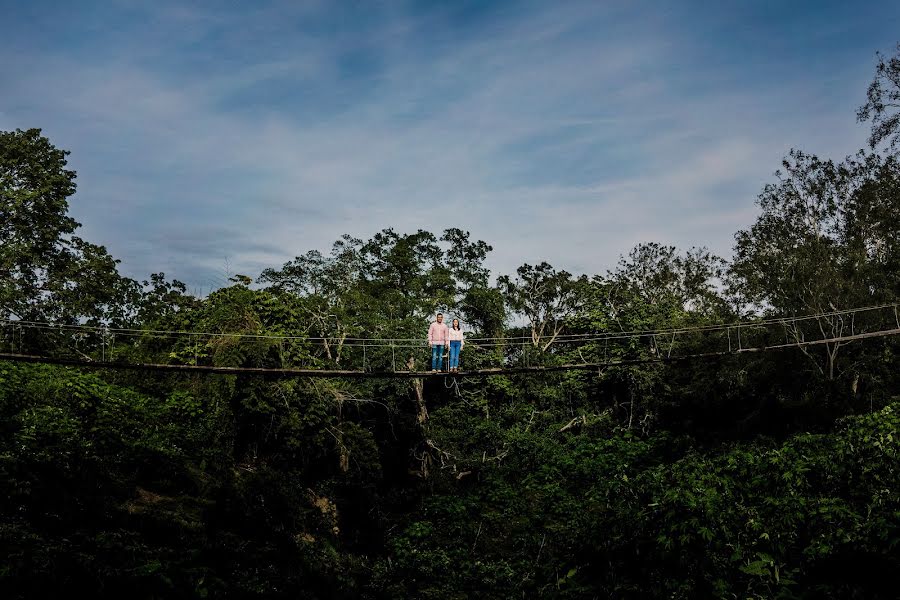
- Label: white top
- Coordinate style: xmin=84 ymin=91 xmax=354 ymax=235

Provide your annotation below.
xmin=448 ymin=328 xmax=464 ymax=346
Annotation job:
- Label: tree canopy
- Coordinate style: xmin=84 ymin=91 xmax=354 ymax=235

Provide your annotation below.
xmin=3 ymin=44 xmax=900 ymax=600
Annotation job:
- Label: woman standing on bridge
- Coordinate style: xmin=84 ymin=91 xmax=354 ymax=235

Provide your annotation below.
xmin=448 ymin=319 xmax=464 ymax=373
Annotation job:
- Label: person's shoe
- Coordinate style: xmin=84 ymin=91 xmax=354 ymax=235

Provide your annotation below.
xmin=432 ymin=369 xmax=437 ymax=373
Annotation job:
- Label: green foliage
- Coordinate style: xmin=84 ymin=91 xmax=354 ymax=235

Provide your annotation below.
xmin=0 ymin=128 xmax=138 ymax=326
xmin=375 ymin=402 xmax=900 ymax=598
xmin=499 ymin=261 xmax=588 ymax=351
xmin=858 ymin=43 xmax=900 ymax=154
xmin=4 ymin=51 xmax=900 ymax=598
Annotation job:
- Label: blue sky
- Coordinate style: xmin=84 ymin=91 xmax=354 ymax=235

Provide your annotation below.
xmin=2 ymin=1 xmax=899 ymax=292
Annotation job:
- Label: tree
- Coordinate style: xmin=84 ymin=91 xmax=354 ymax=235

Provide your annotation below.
xmin=440 ymin=228 xmax=505 ymax=338
xmin=602 ymin=242 xmax=726 ymax=331
xmin=440 ymin=228 xmax=492 ymax=291
xmin=858 ymin=43 xmax=900 ymax=154
xmin=499 ymin=262 xmax=586 ymax=351
xmin=361 ymin=228 xmax=454 ymax=320
xmin=731 ymin=149 xmax=900 ymax=380
xmin=259 ymin=235 xmax=366 ymax=364
xmin=0 ymin=128 xmax=136 ymax=326
xmin=136 ymin=273 xmax=199 ymax=327
xmin=842 ymin=152 xmax=900 ymax=298
xmin=568 ymin=244 xmax=728 ymax=430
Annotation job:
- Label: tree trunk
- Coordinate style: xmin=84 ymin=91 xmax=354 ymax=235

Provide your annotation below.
xmin=407 ymin=355 xmax=428 ymax=424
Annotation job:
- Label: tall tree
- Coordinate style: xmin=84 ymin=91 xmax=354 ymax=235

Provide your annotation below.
xmin=731 ymin=149 xmax=900 ymax=380
xmin=602 ymin=242 xmax=726 ymax=332
xmin=0 ymin=128 xmax=136 ymax=325
xmin=858 ymin=43 xmax=900 ymax=154
xmin=361 ymin=228 xmax=454 ymax=320
xmin=440 ymin=228 xmax=504 ymax=336
xmin=572 ymin=244 xmax=727 ymax=429
xmin=499 ymin=262 xmax=586 ymax=350
xmin=259 ymin=235 xmax=366 ymax=363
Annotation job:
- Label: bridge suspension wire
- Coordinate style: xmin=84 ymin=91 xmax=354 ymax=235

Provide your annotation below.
xmin=3 ymin=301 xmax=898 ymax=378
xmin=1 ymin=324 xmax=899 ymax=379
xmin=2 ymin=301 xmax=898 ymax=347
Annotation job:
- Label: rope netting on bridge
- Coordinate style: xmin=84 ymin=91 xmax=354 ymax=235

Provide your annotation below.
xmin=2 ymin=302 xmax=900 ymax=377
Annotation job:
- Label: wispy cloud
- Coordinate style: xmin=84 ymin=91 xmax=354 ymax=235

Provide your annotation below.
xmin=1 ymin=0 xmax=896 ymax=287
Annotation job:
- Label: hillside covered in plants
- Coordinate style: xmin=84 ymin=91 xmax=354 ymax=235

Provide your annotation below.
xmin=3 ymin=47 xmax=900 ymax=599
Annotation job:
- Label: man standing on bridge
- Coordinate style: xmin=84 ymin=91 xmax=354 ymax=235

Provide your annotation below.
xmin=428 ymin=313 xmax=449 ymax=372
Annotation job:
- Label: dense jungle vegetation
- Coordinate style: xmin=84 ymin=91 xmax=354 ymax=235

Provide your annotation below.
xmin=2 ymin=47 xmax=900 ymax=599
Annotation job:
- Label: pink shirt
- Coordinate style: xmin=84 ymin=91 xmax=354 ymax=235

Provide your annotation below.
xmin=428 ymin=321 xmax=449 ymax=346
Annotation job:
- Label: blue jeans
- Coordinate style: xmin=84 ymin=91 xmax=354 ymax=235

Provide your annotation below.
xmin=431 ymin=344 xmax=444 ymax=370
xmin=449 ymin=341 xmax=461 ymax=369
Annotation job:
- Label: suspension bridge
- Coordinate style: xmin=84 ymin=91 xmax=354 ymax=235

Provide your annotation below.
xmin=2 ymin=302 xmax=899 ymax=378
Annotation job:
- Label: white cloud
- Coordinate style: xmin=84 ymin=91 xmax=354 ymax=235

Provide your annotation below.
xmin=0 ymin=1 xmax=882 ymax=289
